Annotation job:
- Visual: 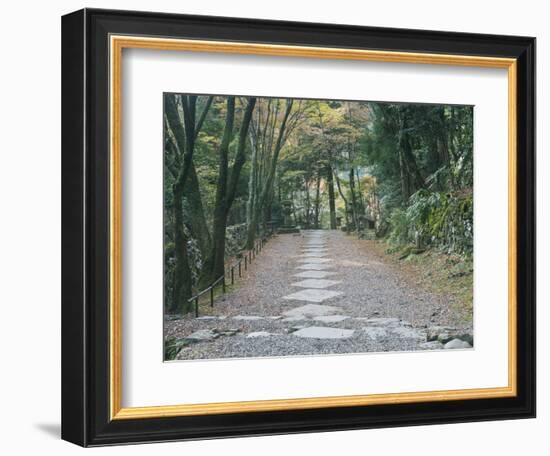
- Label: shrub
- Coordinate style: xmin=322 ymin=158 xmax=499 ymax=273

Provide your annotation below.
xmin=386 ymin=189 xmax=473 ymax=255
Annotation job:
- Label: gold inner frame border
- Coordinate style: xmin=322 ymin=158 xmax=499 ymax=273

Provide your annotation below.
xmin=109 ymin=35 xmax=517 ymax=420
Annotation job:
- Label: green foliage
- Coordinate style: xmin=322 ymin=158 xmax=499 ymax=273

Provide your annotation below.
xmin=164 ymin=93 xmax=474 ymax=314
xmin=387 ymin=189 xmax=473 ymax=255
xmin=164 ymin=337 xmax=190 ymax=361
xmin=387 ymin=208 xmax=409 ymax=245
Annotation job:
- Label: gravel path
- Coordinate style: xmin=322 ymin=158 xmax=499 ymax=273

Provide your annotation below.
xmin=165 ymin=230 xmax=473 ymax=360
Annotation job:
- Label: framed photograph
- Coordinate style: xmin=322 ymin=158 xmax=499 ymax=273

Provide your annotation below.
xmin=61 ymin=8 xmax=535 ymax=446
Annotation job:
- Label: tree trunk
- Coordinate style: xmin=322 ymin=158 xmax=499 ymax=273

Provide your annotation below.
xmin=246 ymin=130 xmax=258 ymax=231
xmin=204 ymin=97 xmax=256 ymax=285
xmin=327 ymin=164 xmax=337 ymax=229
xmin=334 ymin=170 xmax=350 ymax=231
xmin=349 ymin=167 xmax=360 ymax=232
xmin=314 ymin=170 xmax=321 ymax=228
xmin=171 ymin=186 xmax=193 ymax=313
xmin=185 ymin=163 xmax=211 ymax=255
xmin=304 ymin=176 xmax=311 ymax=228
xmin=201 ymin=97 xmax=235 ymax=285
xmin=355 ymin=168 xmax=365 ymax=213
xmin=403 ymin=133 xmax=425 ymax=193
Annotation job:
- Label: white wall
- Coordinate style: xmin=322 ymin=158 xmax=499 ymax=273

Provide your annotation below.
xmin=0 ymin=0 xmax=545 ymax=454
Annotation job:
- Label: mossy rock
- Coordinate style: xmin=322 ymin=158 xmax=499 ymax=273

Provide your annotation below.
xmin=164 ymin=337 xmax=190 ymax=360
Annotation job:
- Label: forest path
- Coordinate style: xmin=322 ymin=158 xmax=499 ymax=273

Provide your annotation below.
xmin=166 ymin=230 xmax=473 ymax=360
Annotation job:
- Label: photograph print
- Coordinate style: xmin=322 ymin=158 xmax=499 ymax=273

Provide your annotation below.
xmin=163 ymin=94 xmax=474 ymax=361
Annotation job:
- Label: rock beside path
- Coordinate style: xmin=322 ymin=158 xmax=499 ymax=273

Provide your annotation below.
xmin=419 ymin=341 xmax=444 ymax=350
xmin=426 ymin=326 xmax=474 ymax=346
xmin=185 ymin=329 xmax=219 ymax=342
xmin=444 ymin=338 xmax=472 ymax=349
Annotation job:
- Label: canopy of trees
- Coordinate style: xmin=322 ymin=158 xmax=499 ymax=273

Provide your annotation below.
xmin=164 ymin=93 xmax=473 ymax=314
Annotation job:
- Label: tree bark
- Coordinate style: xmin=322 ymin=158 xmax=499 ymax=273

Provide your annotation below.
xmin=304 ymin=176 xmax=311 ymax=228
xmin=327 ymin=163 xmax=337 ymax=229
xmin=334 ymin=170 xmax=350 ymax=230
xmin=314 ymin=170 xmax=321 ymax=228
xmin=170 ymin=186 xmax=193 ymax=313
xmin=349 ymin=167 xmax=360 ymax=231
xmin=184 ymin=163 xmax=211 ymax=255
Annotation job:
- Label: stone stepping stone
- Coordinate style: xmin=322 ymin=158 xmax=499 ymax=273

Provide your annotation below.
xmin=313 ymin=315 xmax=349 ymax=323
xmin=282 ymin=289 xmax=342 ymax=303
xmin=246 ymin=331 xmax=273 ymax=338
xmin=289 ymin=325 xmax=307 ymax=331
xmin=294 ymin=270 xmax=336 ymax=279
xmin=185 ymin=329 xmax=219 ymax=342
xmin=217 ymin=329 xmax=240 ymax=336
xmin=282 ymin=316 xmax=308 ymax=322
xmin=419 ymin=341 xmax=444 ymax=350
xmin=302 ymin=249 xmax=328 ymax=253
xmin=291 ymin=278 xmax=341 ymax=289
xmin=232 ymin=315 xmax=264 ymax=321
xmin=283 ymin=303 xmax=342 ymax=317
xmin=195 ymin=315 xmax=226 ymax=321
xmin=300 ymin=253 xmax=328 ymax=258
xmin=444 ymin=338 xmax=472 ymax=349
xmin=292 ymin=326 xmax=354 ymax=339
xmin=296 ymin=263 xmax=332 ymax=271
xmin=361 ymin=317 xmax=401 ymax=326
xmin=389 ymin=326 xmax=426 ymax=340
xmin=298 ymin=258 xmax=332 ymax=264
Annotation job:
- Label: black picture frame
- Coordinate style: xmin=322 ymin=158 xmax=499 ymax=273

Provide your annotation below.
xmin=62 ymin=8 xmax=536 ymax=447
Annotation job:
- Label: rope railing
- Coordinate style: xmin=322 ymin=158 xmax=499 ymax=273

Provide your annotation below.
xmin=187 ymin=229 xmax=274 ymax=318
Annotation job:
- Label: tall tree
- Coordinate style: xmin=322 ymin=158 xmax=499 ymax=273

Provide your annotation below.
xmin=246 ymin=99 xmax=294 ymax=248
xmin=201 ymin=97 xmax=257 ymax=285
xmin=164 ymin=94 xmax=213 ymax=313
